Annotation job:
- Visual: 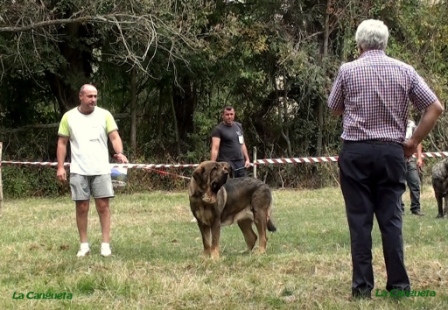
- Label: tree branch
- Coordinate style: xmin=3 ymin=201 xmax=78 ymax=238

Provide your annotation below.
xmin=0 ymin=16 xmax=96 ymax=33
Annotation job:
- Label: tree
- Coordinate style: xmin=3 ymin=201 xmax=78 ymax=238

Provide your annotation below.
xmin=0 ymin=0 xmax=202 ymax=112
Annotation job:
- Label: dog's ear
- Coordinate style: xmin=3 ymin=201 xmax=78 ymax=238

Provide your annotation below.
xmin=222 ymin=162 xmax=233 ymax=178
xmin=192 ymin=165 xmax=205 ymax=187
xmin=206 ymin=162 xmax=218 ymax=179
xmin=193 ymin=162 xmax=217 ymax=188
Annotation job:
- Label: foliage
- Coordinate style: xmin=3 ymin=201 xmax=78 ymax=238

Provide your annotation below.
xmin=2 ymin=166 xmax=67 ymax=197
xmin=1 ymin=0 xmax=448 ymax=188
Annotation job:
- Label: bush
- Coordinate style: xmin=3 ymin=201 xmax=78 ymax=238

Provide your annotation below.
xmin=2 ymin=166 xmax=69 ymax=198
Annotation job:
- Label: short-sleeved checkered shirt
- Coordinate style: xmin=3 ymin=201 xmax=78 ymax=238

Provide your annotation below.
xmin=328 ymin=50 xmax=438 ymax=143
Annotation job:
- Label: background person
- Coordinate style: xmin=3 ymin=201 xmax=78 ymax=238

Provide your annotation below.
xmin=189 ymin=105 xmax=250 ymax=223
xmin=328 ymin=19 xmax=443 ymax=299
xmin=56 ymin=84 xmax=128 ymax=257
xmin=210 ymin=106 xmax=250 ymax=178
xmin=401 ymin=119 xmax=424 ymax=216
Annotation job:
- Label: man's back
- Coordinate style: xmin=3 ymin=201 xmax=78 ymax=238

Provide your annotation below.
xmin=329 ymin=50 xmax=437 ymax=142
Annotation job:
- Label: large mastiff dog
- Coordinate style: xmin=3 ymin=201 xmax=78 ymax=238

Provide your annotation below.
xmin=188 ymin=161 xmax=276 ymax=259
xmin=432 ymin=158 xmax=448 ymax=218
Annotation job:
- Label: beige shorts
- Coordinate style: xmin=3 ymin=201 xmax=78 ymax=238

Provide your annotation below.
xmin=69 ymin=174 xmax=114 ymax=201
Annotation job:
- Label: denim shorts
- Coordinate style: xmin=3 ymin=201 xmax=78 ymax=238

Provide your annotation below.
xmin=69 ymin=174 xmax=114 ymax=201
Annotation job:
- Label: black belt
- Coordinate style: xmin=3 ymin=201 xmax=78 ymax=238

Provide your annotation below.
xmin=343 ymin=140 xmax=402 ymax=146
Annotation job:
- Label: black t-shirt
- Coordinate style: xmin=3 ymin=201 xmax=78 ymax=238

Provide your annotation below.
xmin=211 ymin=122 xmax=244 ymax=161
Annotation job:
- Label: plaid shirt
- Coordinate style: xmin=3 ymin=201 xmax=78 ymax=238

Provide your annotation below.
xmin=328 ymin=50 xmax=438 ymax=142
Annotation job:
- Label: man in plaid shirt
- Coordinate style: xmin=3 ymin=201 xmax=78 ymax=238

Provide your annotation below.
xmin=328 ymin=19 xmax=443 ymax=299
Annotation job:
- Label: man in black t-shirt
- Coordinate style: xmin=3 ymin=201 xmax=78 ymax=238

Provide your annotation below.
xmin=210 ymin=106 xmax=250 ymax=177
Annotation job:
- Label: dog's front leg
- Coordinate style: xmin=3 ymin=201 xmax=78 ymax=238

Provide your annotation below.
xmin=210 ymin=220 xmax=222 ymax=259
xmin=436 ymin=192 xmax=445 ymax=218
xmin=197 ymin=223 xmax=212 ymax=257
xmin=444 ymin=195 xmax=448 ymax=217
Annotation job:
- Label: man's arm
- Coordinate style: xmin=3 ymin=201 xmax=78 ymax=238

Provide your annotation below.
xmin=404 ymin=100 xmax=443 ymax=157
xmin=328 ymin=68 xmax=345 ymax=116
xmin=241 ymin=143 xmax=250 ymax=168
xmin=108 ymin=130 xmax=128 ymax=163
xmin=56 ymin=136 xmax=69 ymax=181
xmin=210 ymin=137 xmax=220 ymax=161
xmin=331 ymin=109 xmax=344 ymax=116
xmin=411 ymin=101 xmax=444 ymax=143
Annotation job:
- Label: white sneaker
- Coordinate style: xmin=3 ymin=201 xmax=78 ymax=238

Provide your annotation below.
xmin=76 ymin=243 xmax=90 ymax=257
xmin=101 ymin=243 xmax=112 ymax=257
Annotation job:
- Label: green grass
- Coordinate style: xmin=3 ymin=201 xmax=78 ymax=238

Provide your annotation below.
xmin=0 ymin=186 xmax=447 ymax=309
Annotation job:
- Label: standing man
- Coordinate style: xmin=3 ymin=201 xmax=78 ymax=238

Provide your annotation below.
xmin=210 ymin=106 xmax=250 ymax=177
xmin=401 ymin=119 xmax=424 ymax=216
xmin=328 ymin=19 xmax=443 ymax=299
xmin=57 ymin=84 xmax=128 ymax=257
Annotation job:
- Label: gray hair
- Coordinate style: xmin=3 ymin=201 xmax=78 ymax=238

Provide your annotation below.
xmin=355 ymin=19 xmax=389 ymax=51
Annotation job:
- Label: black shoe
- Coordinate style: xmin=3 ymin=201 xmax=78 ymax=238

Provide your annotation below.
xmin=411 ymin=210 xmax=425 ymax=216
xmin=352 ymin=289 xmax=372 ymax=299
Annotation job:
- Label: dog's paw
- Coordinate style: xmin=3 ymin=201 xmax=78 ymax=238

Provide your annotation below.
xmin=239 ymin=249 xmax=251 ymax=255
xmin=210 ymin=249 xmax=220 ymax=260
xmin=253 ymin=247 xmax=267 ymax=255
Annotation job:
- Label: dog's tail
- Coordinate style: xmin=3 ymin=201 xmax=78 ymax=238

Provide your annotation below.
xmin=267 ymin=219 xmax=277 ymax=232
xmin=266 ymin=197 xmax=277 ymax=232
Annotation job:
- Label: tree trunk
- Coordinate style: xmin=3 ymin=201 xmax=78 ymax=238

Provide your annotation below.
xmin=172 ymin=77 xmax=196 ymax=142
xmin=281 ymin=89 xmax=292 ymax=157
xmin=46 ymin=22 xmax=94 ymax=113
xmin=130 ymin=67 xmax=137 ymax=155
xmin=170 ymin=83 xmax=181 ymax=158
xmin=316 ymin=0 xmax=331 ymax=156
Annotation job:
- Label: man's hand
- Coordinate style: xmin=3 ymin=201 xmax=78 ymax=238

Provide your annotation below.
xmin=244 ymin=159 xmax=251 ymax=168
xmin=403 ymin=138 xmax=419 ymax=159
xmin=114 ymin=153 xmax=128 ymax=163
xmin=56 ymin=167 xmax=67 ymax=182
xmin=416 ymin=157 xmax=423 ymax=169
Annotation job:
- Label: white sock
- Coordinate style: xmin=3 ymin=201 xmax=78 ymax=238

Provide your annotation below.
xmin=101 ymin=242 xmax=110 ymax=248
xmin=80 ymin=242 xmax=89 ymax=249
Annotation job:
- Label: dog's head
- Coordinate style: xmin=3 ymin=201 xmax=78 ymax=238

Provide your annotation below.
xmin=190 ymin=161 xmax=231 ymax=196
xmin=433 ymin=158 xmax=448 ymax=180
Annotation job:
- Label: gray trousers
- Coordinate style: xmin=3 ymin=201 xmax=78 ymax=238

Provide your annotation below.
xmin=401 ymin=160 xmax=421 ymax=212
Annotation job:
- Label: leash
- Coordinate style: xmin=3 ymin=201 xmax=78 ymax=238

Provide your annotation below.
xmin=234 ymin=167 xmax=246 ymax=171
xmin=145 ymin=168 xmax=191 ymax=180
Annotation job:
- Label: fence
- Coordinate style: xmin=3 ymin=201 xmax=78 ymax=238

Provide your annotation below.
xmin=1 ymin=143 xmax=448 ymax=212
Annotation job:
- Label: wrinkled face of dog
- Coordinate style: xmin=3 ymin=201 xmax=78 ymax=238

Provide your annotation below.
xmin=210 ymin=162 xmax=232 ymax=192
xmin=193 ymin=161 xmax=231 ymax=193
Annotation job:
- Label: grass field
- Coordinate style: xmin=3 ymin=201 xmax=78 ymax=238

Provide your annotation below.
xmin=0 ymin=185 xmax=447 ymax=309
